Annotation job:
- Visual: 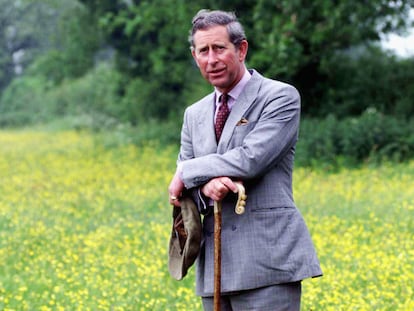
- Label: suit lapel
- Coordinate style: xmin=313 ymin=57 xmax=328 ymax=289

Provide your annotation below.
xmin=196 ymin=93 xmax=218 ymax=152
xmin=218 ymin=70 xmax=263 ymax=151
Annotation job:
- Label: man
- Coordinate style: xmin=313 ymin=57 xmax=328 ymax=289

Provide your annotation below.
xmin=168 ymin=9 xmax=322 ymax=311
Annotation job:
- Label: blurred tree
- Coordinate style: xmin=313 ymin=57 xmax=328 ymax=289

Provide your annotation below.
xmin=2 ymin=0 xmax=412 ymax=122
xmin=0 ymin=0 xmax=60 ymax=92
xmin=0 ymin=0 xmax=101 ymax=93
xmin=79 ymin=0 xmax=204 ymax=122
xmin=320 ymin=46 xmax=414 ymax=118
xmin=28 ymin=1 xmax=102 ymax=85
xmin=246 ymin=0 xmax=413 ymax=115
xmin=79 ymin=0 xmax=413 ymax=119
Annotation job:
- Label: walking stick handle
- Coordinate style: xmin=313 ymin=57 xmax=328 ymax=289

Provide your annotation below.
xmin=234 ymin=181 xmax=247 ymax=215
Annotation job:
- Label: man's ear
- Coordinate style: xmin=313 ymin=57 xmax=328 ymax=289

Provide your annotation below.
xmin=191 ymin=49 xmax=200 ymax=67
xmin=238 ymin=40 xmax=248 ymax=62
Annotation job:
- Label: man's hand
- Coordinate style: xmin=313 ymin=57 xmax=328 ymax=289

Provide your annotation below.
xmin=168 ymin=170 xmax=185 ymax=206
xmin=201 ymin=177 xmax=239 ymax=202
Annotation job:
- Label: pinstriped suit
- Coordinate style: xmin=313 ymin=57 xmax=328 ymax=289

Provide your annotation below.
xmin=178 ymin=69 xmax=322 ymax=296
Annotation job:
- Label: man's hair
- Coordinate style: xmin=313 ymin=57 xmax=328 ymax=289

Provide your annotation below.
xmin=189 ymin=10 xmax=247 ymax=49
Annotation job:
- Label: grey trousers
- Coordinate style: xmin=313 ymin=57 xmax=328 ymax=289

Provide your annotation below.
xmin=201 ymin=282 xmax=301 ymax=311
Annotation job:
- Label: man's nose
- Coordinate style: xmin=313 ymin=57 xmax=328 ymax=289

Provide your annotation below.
xmin=207 ymin=50 xmax=218 ymax=64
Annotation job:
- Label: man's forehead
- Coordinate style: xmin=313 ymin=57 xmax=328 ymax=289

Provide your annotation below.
xmin=193 ymin=25 xmax=230 ymax=46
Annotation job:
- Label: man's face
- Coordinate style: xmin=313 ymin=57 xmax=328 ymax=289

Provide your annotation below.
xmin=192 ymin=25 xmax=248 ymax=93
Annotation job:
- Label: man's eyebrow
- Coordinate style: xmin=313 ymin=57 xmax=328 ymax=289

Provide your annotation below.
xmin=195 ymin=41 xmax=227 ymax=51
xmin=195 ymin=46 xmax=207 ymax=53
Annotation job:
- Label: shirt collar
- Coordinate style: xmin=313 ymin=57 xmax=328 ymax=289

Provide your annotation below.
xmin=215 ymin=68 xmax=252 ymax=107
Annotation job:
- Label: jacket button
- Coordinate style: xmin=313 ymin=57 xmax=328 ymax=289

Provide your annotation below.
xmin=232 ymin=225 xmax=237 ymax=231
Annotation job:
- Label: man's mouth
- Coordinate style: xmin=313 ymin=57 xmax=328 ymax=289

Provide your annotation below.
xmin=208 ymin=68 xmax=226 ymax=76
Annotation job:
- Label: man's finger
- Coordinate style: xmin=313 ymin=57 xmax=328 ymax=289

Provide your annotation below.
xmin=220 ymin=177 xmax=239 ymax=193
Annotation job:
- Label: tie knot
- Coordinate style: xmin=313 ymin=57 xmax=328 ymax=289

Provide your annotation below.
xmin=221 ymin=93 xmax=228 ymax=104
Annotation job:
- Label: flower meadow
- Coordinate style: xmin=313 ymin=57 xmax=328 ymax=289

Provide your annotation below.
xmin=0 ymin=130 xmax=413 ymax=311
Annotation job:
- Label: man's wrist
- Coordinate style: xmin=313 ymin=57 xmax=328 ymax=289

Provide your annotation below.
xmin=177 ymin=162 xmax=185 ymax=186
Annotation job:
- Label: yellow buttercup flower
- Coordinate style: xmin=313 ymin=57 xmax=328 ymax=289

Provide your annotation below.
xmin=0 ymin=130 xmax=412 ymax=310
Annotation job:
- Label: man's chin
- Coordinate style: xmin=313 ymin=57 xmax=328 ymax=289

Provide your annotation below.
xmin=208 ymin=77 xmax=228 ymax=89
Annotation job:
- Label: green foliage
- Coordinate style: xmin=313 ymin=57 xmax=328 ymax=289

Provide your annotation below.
xmin=3 ymin=0 xmax=414 ymax=119
xmin=83 ymin=0 xmax=203 ymax=121
xmin=0 ymin=0 xmax=101 ymax=95
xmin=296 ymin=111 xmax=414 ymax=167
xmin=296 ymin=114 xmax=340 ymax=166
xmin=0 ymin=63 xmax=122 ymax=127
xmin=24 ymin=1 xmax=102 ymax=86
xmin=49 ymin=2 xmax=101 ymax=81
xmin=44 ymin=64 xmax=123 ymax=118
xmin=246 ymin=1 xmax=413 ymax=115
xmin=0 ymin=0 xmax=79 ymax=92
xmin=320 ymin=46 xmax=414 ymax=117
xmin=0 ymin=75 xmax=49 ymax=126
xmin=340 ymin=110 xmax=414 ymax=162
xmin=77 ymin=0 xmax=413 ymax=118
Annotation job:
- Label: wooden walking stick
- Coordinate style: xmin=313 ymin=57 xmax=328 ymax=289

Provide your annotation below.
xmin=213 ymin=199 xmax=222 ymax=311
xmin=213 ymin=182 xmax=247 ymax=311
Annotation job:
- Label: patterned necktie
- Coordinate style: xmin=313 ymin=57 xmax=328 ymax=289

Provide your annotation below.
xmin=215 ymin=94 xmax=230 ymax=141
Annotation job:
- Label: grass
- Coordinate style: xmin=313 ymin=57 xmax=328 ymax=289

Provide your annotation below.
xmin=0 ymin=129 xmax=413 ymax=310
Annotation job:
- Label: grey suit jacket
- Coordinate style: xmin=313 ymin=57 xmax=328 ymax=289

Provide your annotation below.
xmin=178 ymin=69 xmax=322 ymax=296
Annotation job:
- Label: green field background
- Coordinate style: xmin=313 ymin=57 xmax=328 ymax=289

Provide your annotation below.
xmin=1 ymin=130 xmax=413 ymax=310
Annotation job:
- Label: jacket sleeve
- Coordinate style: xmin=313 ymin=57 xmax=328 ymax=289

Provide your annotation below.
xmin=181 ymin=83 xmax=300 ymax=189
xmin=177 ymin=108 xmax=212 ymax=214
